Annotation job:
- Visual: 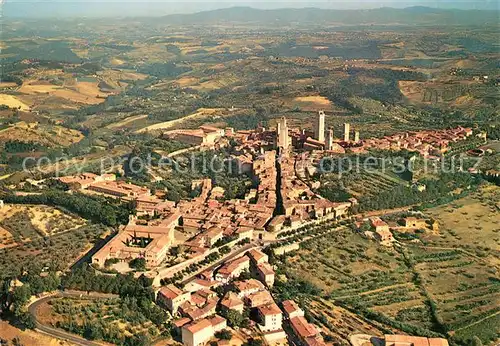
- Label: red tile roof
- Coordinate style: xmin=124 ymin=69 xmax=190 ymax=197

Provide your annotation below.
xmin=290 ymin=316 xmax=318 ymax=338
xmin=282 ymin=300 xmax=301 ymax=315
xmin=159 ymin=284 xmax=184 ymax=300
xmin=221 ymin=292 xmax=244 ymax=309
xmin=183 ymin=319 xmax=213 ymax=334
xmin=257 ymin=302 xmax=282 ymax=316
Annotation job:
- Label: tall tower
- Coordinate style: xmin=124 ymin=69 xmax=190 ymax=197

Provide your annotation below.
xmin=354 ymin=131 xmax=360 ymax=143
xmin=278 ymin=117 xmax=289 ymax=150
xmin=326 ymin=128 xmax=334 ymax=150
xmin=344 ymin=123 xmax=350 ymax=142
xmin=314 ymin=111 xmax=325 ymax=143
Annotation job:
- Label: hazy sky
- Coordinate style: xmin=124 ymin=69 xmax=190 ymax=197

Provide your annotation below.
xmin=3 ymin=0 xmax=499 ymax=18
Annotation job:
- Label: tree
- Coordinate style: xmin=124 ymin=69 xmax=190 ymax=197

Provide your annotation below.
xmin=0 ymin=278 xmax=12 ymax=312
xmin=223 ymin=309 xmax=244 ymax=327
xmin=215 ymin=329 xmax=232 ymax=340
xmin=12 ymin=285 xmax=31 ymax=315
xmin=243 ymin=339 xmax=263 ymax=346
xmin=18 ymin=312 xmax=35 ymax=329
xmin=129 ymin=258 xmax=147 ymax=271
xmin=83 ymin=321 xmax=104 ymax=340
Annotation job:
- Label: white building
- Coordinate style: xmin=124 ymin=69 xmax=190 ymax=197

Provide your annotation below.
xmin=181 ymin=319 xmax=214 ymax=346
xmin=257 ymin=303 xmax=283 ymax=332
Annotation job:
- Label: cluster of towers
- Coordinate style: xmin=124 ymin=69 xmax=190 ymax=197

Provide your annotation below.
xmin=314 ymin=111 xmax=360 ymax=149
xmin=277 ymin=111 xmax=360 ymax=152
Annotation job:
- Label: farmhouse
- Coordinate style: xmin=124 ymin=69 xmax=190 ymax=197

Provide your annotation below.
xmin=215 ymin=255 xmax=250 ymax=283
xmin=370 ymin=217 xmax=390 ymax=232
xmin=403 ymin=217 xmax=428 ymax=229
xmin=233 ymin=279 xmax=265 ymax=298
xmin=289 ymin=316 xmax=320 ymax=342
xmin=256 ymin=262 xmax=275 ymax=287
xmin=375 ymin=229 xmax=394 ymax=243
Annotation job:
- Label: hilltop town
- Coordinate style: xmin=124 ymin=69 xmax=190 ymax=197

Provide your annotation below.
xmin=13 ymin=112 xmax=482 ymax=346
xmin=50 ymin=112 xmax=482 ymax=278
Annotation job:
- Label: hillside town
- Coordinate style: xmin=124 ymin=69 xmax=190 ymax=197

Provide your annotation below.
xmin=41 ymin=112 xmax=480 ymax=345
xmin=49 ymin=111 xmax=483 ymax=277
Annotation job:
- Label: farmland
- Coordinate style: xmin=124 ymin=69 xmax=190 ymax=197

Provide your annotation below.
xmin=273 ymin=209 xmax=499 ymax=343
xmin=35 ymin=296 xmax=169 ymax=345
xmin=0 ymin=204 xmax=86 ymax=245
xmin=424 ymin=185 xmax=500 ymax=266
xmin=0 ymin=94 xmax=30 ymax=110
xmin=0 ymin=320 xmax=76 ymax=346
xmin=0 ymin=223 xmax=108 ymax=280
xmin=0 ymin=122 xmax=84 ymax=147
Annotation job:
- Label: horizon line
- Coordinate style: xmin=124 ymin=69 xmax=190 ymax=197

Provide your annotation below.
xmin=3 ymin=3 xmax=499 ymax=20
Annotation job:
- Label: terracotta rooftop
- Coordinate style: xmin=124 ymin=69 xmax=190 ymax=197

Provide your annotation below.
xmin=173 ymin=317 xmax=191 ymax=328
xmin=234 ymin=279 xmax=265 ymax=292
xmin=247 ymin=249 xmax=268 ymax=263
xmin=159 ymin=284 xmax=184 ymax=300
xmin=221 ymin=291 xmax=244 ymax=309
xmin=218 ymin=255 xmax=250 ymax=275
xmin=370 ymin=217 xmax=389 ymax=227
xmin=304 ymin=336 xmax=327 ymax=346
xmin=257 ymin=262 xmax=275 ymax=276
xmin=428 ymin=339 xmax=450 ymax=346
xmin=246 ymin=289 xmax=274 ymax=307
xmin=257 ymin=302 xmax=282 ymax=316
xmin=385 ymin=335 xmax=444 ymax=346
xmin=290 ymin=316 xmax=318 ymax=338
xmin=183 ymin=319 xmax=213 ymax=334
xmin=208 ymin=315 xmax=226 ymax=327
xmin=282 ymin=300 xmax=302 ymax=315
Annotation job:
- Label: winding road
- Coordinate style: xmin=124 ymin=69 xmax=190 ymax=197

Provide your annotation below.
xmin=27 ymin=291 xmax=118 ymax=346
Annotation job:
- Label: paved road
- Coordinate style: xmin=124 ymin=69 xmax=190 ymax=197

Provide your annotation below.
xmin=28 ymin=291 xmax=118 ymax=346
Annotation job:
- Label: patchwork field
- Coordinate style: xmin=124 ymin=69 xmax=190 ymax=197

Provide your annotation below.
xmin=0 ymin=224 xmax=108 ymax=280
xmin=424 ymin=185 xmax=500 ymax=266
xmin=0 ymin=94 xmax=30 ymax=110
xmin=171 ymin=73 xmax=240 ymax=92
xmin=292 ymin=95 xmax=333 ymax=111
xmin=398 ymin=80 xmax=482 ymax=108
xmin=307 ymin=298 xmax=391 ymax=344
xmin=106 ymin=114 xmax=149 ymax=129
xmin=276 ymin=211 xmax=499 ymax=344
xmin=0 ymin=204 xmax=86 ymax=244
xmin=0 ymin=121 xmax=84 ymax=147
xmin=408 ymin=245 xmax=499 ymax=344
xmin=0 ymin=82 xmax=20 ymax=89
xmin=285 ymin=229 xmax=411 ymax=293
xmin=18 ymin=80 xmax=110 ymax=104
xmin=136 ymin=107 xmax=233 ymax=133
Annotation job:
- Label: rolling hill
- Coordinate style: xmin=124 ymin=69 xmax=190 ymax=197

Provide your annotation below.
xmin=157 ymin=6 xmax=500 ymax=26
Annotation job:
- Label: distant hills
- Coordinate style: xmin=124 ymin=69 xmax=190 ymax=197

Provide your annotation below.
xmin=157 ymin=6 xmax=499 ymax=26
